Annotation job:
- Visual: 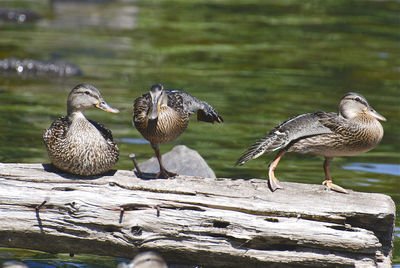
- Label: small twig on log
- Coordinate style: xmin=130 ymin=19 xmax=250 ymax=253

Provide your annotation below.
xmin=155 ymin=205 xmax=160 ymax=217
xmin=35 ymin=197 xmax=49 ymax=211
xmin=119 ymin=207 xmax=125 ymax=224
xmin=35 ymin=197 xmax=49 ymax=234
xmin=129 ymin=153 xmax=142 ymax=177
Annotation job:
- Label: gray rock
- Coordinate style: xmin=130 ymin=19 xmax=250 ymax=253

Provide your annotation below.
xmin=117 ymin=251 xmax=167 ymax=268
xmin=2 ymin=261 xmax=28 ymax=268
xmin=138 ymin=145 xmax=216 ymax=178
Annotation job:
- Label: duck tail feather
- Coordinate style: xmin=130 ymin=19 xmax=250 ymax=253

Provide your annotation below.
xmin=236 ymin=132 xmax=285 ymax=166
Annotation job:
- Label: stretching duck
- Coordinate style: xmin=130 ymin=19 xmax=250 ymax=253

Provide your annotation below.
xmin=133 ymin=84 xmax=223 ymax=179
xmin=43 ymin=83 xmax=120 ymax=176
xmin=237 ymin=92 xmax=386 ymax=194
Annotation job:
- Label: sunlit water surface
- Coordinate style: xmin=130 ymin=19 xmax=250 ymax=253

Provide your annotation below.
xmin=0 ymin=0 xmax=399 ymax=266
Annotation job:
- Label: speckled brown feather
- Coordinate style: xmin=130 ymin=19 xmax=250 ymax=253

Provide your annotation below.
xmin=289 ymin=111 xmax=384 ymax=157
xmin=133 ymin=89 xmax=222 ymax=145
xmin=133 ymin=92 xmax=187 ymax=144
xmin=237 ymin=109 xmax=384 ymax=165
xmin=236 ymin=93 xmax=385 ymax=193
xmin=43 ymin=115 xmax=119 ymax=176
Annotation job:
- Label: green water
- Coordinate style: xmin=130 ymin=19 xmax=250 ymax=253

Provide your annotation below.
xmin=0 ymin=0 xmax=399 ymax=266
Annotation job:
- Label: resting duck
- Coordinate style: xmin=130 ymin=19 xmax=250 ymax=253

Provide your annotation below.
xmin=43 ymin=83 xmax=119 ymax=176
xmin=237 ymin=92 xmax=386 ymax=194
xmin=133 ymin=84 xmax=223 ymax=178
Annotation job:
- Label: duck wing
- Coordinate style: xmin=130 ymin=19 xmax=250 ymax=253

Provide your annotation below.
xmin=168 ymin=90 xmax=223 ymax=123
xmin=43 ymin=116 xmax=116 ymax=145
xmin=315 ymin=111 xmax=350 ymax=133
xmin=88 ymin=119 xmax=115 ymax=143
xmin=133 ymin=93 xmax=151 ymax=124
xmin=43 ymin=116 xmax=71 ymax=146
xmin=236 ymin=112 xmax=334 ymax=165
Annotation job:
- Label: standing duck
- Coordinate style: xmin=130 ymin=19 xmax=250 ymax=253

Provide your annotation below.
xmin=236 ymin=92 xmax=386 ymax=194
xmin=133 ymin=84 xmax=223 ymax=179
xmin=43 ymin=83 xmax=120 ymax=176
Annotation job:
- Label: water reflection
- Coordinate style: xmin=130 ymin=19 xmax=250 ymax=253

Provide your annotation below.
xmin=45 ymin=0 xmax=138 ymax=30
xmin=343 ymin=163 xmax=400 ymax=176
xmin=115 ymin=138 xmax=149 ymax=145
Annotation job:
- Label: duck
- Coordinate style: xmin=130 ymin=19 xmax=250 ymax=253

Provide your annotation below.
xmin=43 ymin=83 xmax=120 ymax=176
xmin=133 ymin=84 xmax=223 ymax=179
xmin=236 ymin=92 xmax=386 ymax=194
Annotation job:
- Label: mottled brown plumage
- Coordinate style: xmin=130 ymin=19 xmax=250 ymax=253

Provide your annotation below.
xmin=43 ymin=83 xmax=119 ymax=176
xmin=133 ymin=84 xmax=223 ymax=178
xmin=134 ymin=90 xmax=189 ymax=145
xmin=237 ymin=92 xmax=386 ymax=193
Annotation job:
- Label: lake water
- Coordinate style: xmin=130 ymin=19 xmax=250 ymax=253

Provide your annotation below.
xmin=0 ymin=0 xmax=399 ymax=266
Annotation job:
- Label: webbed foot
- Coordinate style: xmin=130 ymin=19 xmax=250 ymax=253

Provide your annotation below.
xmin=322 ymin=180 xmax=348 ymax=194
xmin=268 ymin=172 xmax=284 ymax=192
xmin=156 ymin=168 xmax=177 ymax=179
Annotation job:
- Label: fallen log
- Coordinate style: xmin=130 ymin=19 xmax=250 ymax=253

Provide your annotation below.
xmin=0 ymin=163 xmax=395 ymax=267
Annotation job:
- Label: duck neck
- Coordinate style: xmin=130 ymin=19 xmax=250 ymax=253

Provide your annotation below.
xmin=353 ymin=114 xmax=378 ymax=125
xmin=67 ymin=110 xmax=87 ymax=122
xmin=354 ymin=114 xmax=384 ymax=144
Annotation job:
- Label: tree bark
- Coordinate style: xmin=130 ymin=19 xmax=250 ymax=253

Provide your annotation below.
xmin=0 ymin=163 xmax=395 ymax=267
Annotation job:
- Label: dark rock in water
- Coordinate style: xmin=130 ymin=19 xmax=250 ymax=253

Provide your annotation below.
xmin=138 ymin=145 xmax=216 ymax=178
xmin=0 ymin=58 xmax=82 ymax=77
xmin=0 ymin=8 xmax=42 ymax=24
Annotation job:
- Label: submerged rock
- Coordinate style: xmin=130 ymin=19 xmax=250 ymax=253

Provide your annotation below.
xmin=0 ymin=8 xmax=42 ymax=24
xmin=138 ymin=145 xmax=216 ymax=178
xmin=2 ymin=261 xmax=28 ymax=268
xmin=0 ymin=58 xmax=82 ymax=77
xmin=117 ymin=251 xmax=167 ymax=268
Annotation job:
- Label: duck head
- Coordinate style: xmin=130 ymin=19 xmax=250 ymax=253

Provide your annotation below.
xmin=149 ymin=83 xmax=167 ymax=120
xmin=338 ymin=92 xmax=386 ymax=121
xmin=67 ymin=83 xmax=119 ymax=115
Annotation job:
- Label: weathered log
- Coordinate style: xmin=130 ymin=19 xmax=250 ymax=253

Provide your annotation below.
xmin=0 ymin=163 xmax=395 ymax=267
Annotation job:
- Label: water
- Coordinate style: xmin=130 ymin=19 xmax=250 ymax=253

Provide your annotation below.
xmin=343 ymin=162 xmax=400 ymax=176
xmin=0 ymin=0 xmax=399 ymax=266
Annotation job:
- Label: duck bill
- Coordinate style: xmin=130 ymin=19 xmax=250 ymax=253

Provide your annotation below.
xmin=149 ymin=101 xmax=160 ymax=120
xmin=366 ymin=109 xmax=386 ymax=122
xmin=96 ymin=100 xmax=120 ymax=114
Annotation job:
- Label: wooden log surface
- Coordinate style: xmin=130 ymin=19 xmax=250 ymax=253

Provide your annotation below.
xmin=0 ymin=163 xmax=395 ymax=267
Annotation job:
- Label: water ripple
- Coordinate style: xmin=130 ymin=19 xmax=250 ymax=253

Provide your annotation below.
xmin=115 ymin=138 xmax=149 ymax=145
xmin=342 ymin=163 xmax=400 ymax=176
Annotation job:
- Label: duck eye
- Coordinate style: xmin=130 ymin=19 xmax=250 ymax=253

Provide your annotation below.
xmin=354 ymin=97 xmax=361 ymax=102
xmin=84 ymin=91 xmax=91 ymax=95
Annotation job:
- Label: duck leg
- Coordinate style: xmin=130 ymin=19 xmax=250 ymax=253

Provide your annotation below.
xmin=268 ymin=149 xmax=286 ymax=192
xmin=151 ymin=143 xmax=177 ymax=179
xmin=322 ymin=157 xmax=348 ymax=194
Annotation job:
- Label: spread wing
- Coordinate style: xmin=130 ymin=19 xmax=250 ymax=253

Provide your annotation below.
xmin=168 ymin=90 xmax=223 ymax=123
xmin=236 ymin=112 xmax=334 ymax=165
